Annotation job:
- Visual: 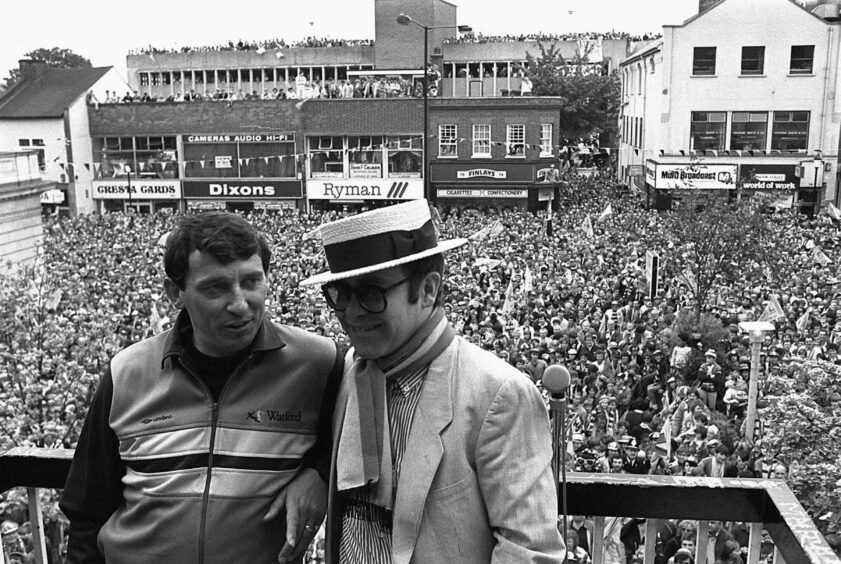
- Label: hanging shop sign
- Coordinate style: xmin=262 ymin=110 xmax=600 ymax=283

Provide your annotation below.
xmin=92 ymin=180 xmax=182 ymax=200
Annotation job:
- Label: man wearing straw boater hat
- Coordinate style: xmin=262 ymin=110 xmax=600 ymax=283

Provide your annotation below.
xmin=301 ymin=199 xmax=564 ymax=563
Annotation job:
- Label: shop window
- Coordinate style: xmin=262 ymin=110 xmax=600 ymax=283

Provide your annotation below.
xmin=240 ymin=142 xmax=294 ymax=178
xmin=439 ymin=125 xmax=457 ymax=157
xmin=771 ymin=111 xmax=809 ymax=151
xmin=309 ymin=136 xmax=344 ymax=178
xmin=506 ymin=124 xmax=525 ymax=157
xmin=18 ymin=139 xmax=45 ymax=171
xmin=472 ymin=124 xmax=491 ymax=157
xmin=730 ymin=112 xmax=767 ymax=151
xmin=387 ymin=136 xmax=421 ymax=177
xmin=692 ymin=47 xmax=716 ymax=76
xmin=347 ymin=136 xmax=383 ymax=178
xmin=790 ymin=45 xmax=814 ymax=74
xmin=741 ymin=46 xmax=765 ymax=75
xmin=690 ymin=111 xmax=726 ymax=151
xmin=540 ymin=124 xmax=553 ymax=157
xmin=183 ymin=142 xmax=239 ymax=178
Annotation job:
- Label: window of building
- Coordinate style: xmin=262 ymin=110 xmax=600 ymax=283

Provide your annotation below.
xmin=387 ymin=136 xmax=422 ymax=177
xmin=439 ymin=125 xmax=457 ymax=157
xmin=790 ymin=45 xmax=815 ymax=74
xmin=309 ymin=136 xmax=344 ymax=178
xmin=151 ymin=73 xmax=161 ymax=86
xmin=692 ymin=47 xmax=716 ymax=76
xmin=506 ymin=124 xmax=525 ymax=157
xmin=182 ymin=134 xmax=293 ymax=179
xmin=741 ymin=46 xmax=765 ymax=75
xmin=472 ymin=124 xmax=491 ymax=157
xmin=97 ymin=136 xmax=179 ymax=179
xmin=139 ymin=74 xmax=149 ymax=86
xmin=690 ymin=111 xmax=726 ymax=151
xmin=347 ymin=136 xmax=383 ymax=178
xmin=730 ymin=112 xmax=768 ymax=151
xmin=771 ymin=111 xmax=809 ymax=150
xmin=18 ymin=139 xmax=45 ymax=171
xmin=540 ymin=124 xmax=553 ymax=157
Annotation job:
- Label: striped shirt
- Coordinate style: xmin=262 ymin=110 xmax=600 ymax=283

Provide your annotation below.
xmin=338 ymin=366 xmax=428 ymax=564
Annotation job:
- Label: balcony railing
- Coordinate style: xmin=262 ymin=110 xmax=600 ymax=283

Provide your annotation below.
xmin=1 ymin=446 xmax=838 ymax=564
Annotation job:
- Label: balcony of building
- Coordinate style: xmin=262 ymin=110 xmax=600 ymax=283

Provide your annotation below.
xmin=1 ymin=446 xmax=838 ymax=564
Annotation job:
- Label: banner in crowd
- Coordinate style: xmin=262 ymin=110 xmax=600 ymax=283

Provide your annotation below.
xmin=582 ymin=215 xmax=594 ymax=238
xmin=597 ymin=203 xmax=613 ymax=222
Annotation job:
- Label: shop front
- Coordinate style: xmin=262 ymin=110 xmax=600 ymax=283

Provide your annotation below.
xmin=92 ymin=179 xmax=182 ymax=214
xmin=182 ymin=180 xmax=302 ymax=213
xmin=305 ymin=178 xmax=424 ymax=212
xmin=430 ymin=162 xmax=556 ymax=212
xmin=645 ymin=156 xmax=826 ymax=213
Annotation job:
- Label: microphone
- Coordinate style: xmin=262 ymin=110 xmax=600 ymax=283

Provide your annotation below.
xmin=542 ymin=364 xmax=571 ymax=398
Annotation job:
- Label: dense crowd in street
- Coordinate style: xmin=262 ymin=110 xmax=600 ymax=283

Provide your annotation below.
xmin=3 ymin=169 xmax=841 ymax=562
xmin=444 ymin=30 xmax=662 ymax=44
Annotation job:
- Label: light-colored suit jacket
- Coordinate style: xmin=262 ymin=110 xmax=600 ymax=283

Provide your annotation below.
xmin=326 ymin=336 xmax=565 ymax=564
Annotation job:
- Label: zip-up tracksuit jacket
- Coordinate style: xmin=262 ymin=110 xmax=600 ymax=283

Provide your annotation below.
xmin=60 ymin=313 xmax=343 ymax=564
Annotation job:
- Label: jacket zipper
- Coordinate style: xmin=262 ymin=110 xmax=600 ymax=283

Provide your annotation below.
xmin=198 ymin=400 xmax=219 ymax=564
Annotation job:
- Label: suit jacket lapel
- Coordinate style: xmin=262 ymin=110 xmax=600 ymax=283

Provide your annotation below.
xmin=391 ymin=341 xmax=457 ymax=564
xmin=326 ymin=352 xmax=354 ymax=563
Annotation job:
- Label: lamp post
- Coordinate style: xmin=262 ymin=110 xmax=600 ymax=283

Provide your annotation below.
xmin=396 ymin=14 xmax=467 ymax=202
xmin=124 ymin=164 xmax=134 ymax=213
xmin=738 ymin=321 xmax=774 ymax=443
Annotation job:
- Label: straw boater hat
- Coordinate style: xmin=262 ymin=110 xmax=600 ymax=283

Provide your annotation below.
xmin=300 ymin=199 xmax=468 ymax=286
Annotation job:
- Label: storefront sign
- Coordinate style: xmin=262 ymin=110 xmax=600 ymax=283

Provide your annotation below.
xmin=183 ymin=180 xmax=302 ymax=199
xmin=536 ymin=167 xmax=561 ymax=183
xmin=538 ymin=188 xmax=554 ymax=201
xmin=739 ymin=164 xmax=798 ymax=190
xmin=437 ymin=188 xmax=527 ymax=199
xmin=349 ymin=163 xmax=382 ymax=178
xmin=306 ymin=179 xmax=423 ymax=200
xmin=650 ymin=163 xmax=737 ymax=190
xmin=456 ymin=169 xmax=508 ymax=179
xmin=92 ymin=180 xmax=182 ymax=200
xmin=185 ymin=134 xmax=293 ymax=143
xmin=40 ymin=189 xmax=65 ymax=204
xmin=628 ymin=164 xmax=644 ymax=177
xmin=215 ymin=156 xmax=233 ymax=169
xmin=254 ymin=201 xmax=297 ymax=211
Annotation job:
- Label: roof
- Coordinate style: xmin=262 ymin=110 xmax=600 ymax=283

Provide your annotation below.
xmin=667 ymin=0 xmax=838 ymax=28
xmin=0 ymin=67 xmax=111 ymax=119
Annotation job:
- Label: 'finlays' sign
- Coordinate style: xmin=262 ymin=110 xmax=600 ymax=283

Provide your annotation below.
xmin=456 ymin=169 xmax=507 ymax=179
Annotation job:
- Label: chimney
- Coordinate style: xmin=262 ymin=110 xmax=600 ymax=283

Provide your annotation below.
xmin=19 ymin=58 xmax=48 ymax=80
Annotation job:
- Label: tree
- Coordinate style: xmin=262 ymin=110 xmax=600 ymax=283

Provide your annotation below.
xmin=525 ymin=41 xmax=621 ymax=146
xmin=2 ymin=47 xmax=92 ymax=91
xmin=760 ymin=360 xmax=841 ymax=536
xmin=659 ymin=189 xmax=771 ymax=316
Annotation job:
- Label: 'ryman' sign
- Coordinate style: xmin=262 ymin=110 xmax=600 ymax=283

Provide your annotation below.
xmin=456 ymin=169 xmax=507 ymax=179
xmin=92 ymin=180 xmax=181 ymax=200
xmin=437 ymin=188 xmax=527 ymax=199
xmin=306 ymin=179 xmax=423 ymax=200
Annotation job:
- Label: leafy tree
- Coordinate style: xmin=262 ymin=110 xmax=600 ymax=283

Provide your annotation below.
xmin=525 ymin=41 xmax=621 ymax=146
xmin=760 ymin=360 xmax=841 ymax=536
xmin=659 ymin=189 xmax=771 ymax=316
xmin=2 ymin=47 xmax=92 ymax=91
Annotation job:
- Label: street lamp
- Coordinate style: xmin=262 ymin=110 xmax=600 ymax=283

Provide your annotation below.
xmin=124 ymin=164 xmax=134 ymax=213
xmin=396 ymin=14 xmax=465 ymax=201
xmin=738 ymin=321 xmax=774 ymax=443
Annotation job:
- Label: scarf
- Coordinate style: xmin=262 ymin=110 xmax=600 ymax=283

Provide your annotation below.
xmin=336 ymin=307 xmax=454 ymax=509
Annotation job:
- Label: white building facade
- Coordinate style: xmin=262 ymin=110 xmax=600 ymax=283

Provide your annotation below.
xmin=619 ymin=0 xmax=839 ymax=212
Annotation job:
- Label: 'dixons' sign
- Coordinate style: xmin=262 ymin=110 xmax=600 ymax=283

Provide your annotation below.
xmin=183 ymin=180 xmax=302 ymax=199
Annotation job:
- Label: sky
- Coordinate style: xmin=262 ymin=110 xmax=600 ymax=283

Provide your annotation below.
xmin=1 ymin=0 xmax=699 ymax=80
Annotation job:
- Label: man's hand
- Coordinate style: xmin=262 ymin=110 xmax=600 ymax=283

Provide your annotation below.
xmin=264 ymin=468 xmax=327 ymax=564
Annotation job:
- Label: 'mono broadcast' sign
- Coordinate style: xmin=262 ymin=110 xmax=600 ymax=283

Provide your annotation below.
xmin=306 ymin=179 xmax=423 ymax=200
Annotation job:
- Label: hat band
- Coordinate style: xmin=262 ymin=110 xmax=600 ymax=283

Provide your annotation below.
xmin=324 ymin=220 xmax=437 ymax=275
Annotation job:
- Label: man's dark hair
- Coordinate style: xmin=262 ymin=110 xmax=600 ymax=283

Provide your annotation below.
xmin=402 ymin=253 xmax=446 ymax=307
xmin=164 ymin=212 xmax=271 ymax=289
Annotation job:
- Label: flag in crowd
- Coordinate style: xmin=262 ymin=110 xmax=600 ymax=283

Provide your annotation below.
xmin=501 ymin=276 xmax=516 ymax=317
xmin=828 ymin=202 xmax=841 ymax=221
xmin=796 ymin=309 xmax=811 ymax=333
xmin=582 ymin=214 xmax=594 ymax=238
xmin=597 ymin=203 xmax=613 ymax=223
xmin=758 ymin=296 xmax=787 ymax=323
xmin=469 ymin=220 xmax=505 ymax=242
xmin=813 ymin=247 xmax=832 ymax=266
xmin=524 ymin=265 xmax=534 ymax=293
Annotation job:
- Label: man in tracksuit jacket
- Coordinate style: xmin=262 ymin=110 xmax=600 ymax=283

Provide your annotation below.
xmin=60 ymin=212 xmax=343 ymax=564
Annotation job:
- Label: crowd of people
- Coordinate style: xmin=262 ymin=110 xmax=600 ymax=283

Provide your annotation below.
xmin=129 ymin=37 xmax=373 ymax=56
xmin=444 ymin=30 xmax=662 ymax=44
xmin=3 ymin=168 xmax=841 ymax=562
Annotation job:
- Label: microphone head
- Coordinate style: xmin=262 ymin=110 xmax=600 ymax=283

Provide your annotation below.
xmin=542 ymin=364 xmax=571 ymax=395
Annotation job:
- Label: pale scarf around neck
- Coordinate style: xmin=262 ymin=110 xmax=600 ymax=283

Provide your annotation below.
xmin=336 ymin=307 xmax=453 ymax=509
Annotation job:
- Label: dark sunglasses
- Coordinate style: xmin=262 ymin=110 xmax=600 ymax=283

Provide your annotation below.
xmin=321 ymin=276 xmax=411 ymax=313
